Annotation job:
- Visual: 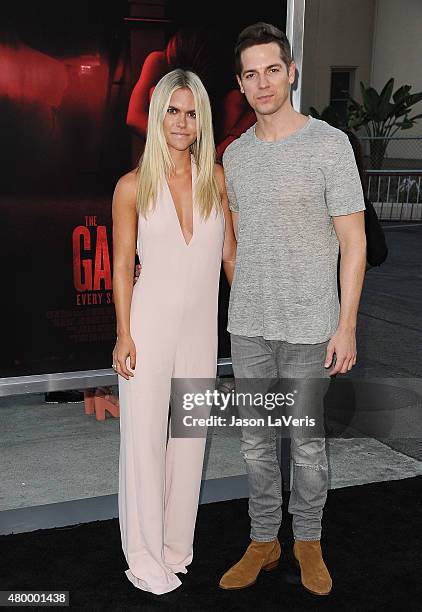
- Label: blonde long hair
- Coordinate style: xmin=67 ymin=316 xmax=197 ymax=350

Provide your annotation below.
xmin=136 ymin=69 xmax=221 ymax=219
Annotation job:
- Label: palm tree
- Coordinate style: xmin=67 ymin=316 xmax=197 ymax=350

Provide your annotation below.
xmin=310 ymin=79 xmax=422 ymax=168
xmin=348 ymin=79 xmax=422 ymax=168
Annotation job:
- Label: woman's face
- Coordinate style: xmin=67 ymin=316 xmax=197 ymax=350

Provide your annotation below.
xmin=163 ymin=87 xmax=197 ymax=153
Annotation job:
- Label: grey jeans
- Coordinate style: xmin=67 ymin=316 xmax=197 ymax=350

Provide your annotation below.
xmin=230 ymin=333 xmax=331 ymax=542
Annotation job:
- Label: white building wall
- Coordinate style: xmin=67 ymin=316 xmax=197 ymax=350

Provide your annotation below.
xmin=301 ymin=0 xmax=376 ymax=117
xmin=371 ymin=0 xmax=422 ymax=138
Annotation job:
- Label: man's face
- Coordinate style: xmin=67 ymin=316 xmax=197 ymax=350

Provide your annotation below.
xmin=237 ymin=42 xmax=295 ymax=117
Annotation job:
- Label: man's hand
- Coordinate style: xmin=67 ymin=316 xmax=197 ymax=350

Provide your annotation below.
xmin=133 ymin=263 xmax=142 ymax=285
xmin=324 ymin=327 xmax=357 ymax=375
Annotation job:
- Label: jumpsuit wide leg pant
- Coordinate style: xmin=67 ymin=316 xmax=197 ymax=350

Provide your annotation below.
xmin=118 ymin=340 xmax=214 ymax=594
xmin=117 ymin=155 xmax=224 ymax=595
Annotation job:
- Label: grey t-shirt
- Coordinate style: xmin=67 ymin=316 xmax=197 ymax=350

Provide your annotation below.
xmin=222 ymin=116 xmax=366 ymax=344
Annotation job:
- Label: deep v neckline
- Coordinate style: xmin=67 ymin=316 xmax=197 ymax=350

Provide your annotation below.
xmin=165 ymin=156 xmax=195 ymax=247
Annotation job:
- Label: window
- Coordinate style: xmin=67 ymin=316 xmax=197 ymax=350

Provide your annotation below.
xmin=330 ymin=67 xmax=356 ymax=127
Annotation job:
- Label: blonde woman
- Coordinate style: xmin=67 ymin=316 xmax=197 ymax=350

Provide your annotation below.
xmin=112 ymin=69 xmax=236 ymax=595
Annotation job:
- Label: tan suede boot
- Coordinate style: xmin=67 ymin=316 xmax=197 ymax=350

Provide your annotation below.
xmin=293 ymin=540 xmax=332 ymax=595
xmin=219 ymin=538 xmax=281 ymax=590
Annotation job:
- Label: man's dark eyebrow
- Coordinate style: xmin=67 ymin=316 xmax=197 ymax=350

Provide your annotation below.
xmin=242 ymin=63 xmax=283 ymax=76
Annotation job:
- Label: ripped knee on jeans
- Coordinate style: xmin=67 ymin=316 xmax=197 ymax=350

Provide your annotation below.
xmin=294 ymin=462 xmax=327 ymax=471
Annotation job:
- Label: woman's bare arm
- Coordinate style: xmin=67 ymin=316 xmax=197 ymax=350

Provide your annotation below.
xmin=112 ymin=170 xmax=138 ymax=378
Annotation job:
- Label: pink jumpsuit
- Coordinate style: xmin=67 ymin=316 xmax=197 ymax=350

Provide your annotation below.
xmin=118 ymin=156 xmax=225 ymax=594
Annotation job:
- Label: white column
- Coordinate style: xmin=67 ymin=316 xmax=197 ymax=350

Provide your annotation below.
xmin=286 ymin=0 xmax=306 ymax=111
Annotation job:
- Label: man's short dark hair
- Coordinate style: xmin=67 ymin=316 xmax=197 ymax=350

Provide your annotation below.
xmin=234 ymin=22 xmax=292 ymax=76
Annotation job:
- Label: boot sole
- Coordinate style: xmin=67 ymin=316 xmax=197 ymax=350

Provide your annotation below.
xmin=218 ymin=559 xmax=280 ymax=590
xmin=293 ymin=557 xmax=332 ymax=596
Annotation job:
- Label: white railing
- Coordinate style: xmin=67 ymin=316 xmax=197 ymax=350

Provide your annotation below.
xmin=365 ymin=170 xmax=422 ymax=220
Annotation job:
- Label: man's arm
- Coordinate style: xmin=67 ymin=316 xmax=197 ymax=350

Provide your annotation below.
xmin=325 ymin=211 xmax=366 ymax=375
xmin=231 ymin=211 xmax=239 ymax=241
xmin=215 ymin=164 xmax=237 ymax=285
xmin=221 ymin=150 xmax=239 ymax=243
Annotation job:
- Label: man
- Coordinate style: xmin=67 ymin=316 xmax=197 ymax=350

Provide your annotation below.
xmin=219 ymin=23 xmax=366 ymax=596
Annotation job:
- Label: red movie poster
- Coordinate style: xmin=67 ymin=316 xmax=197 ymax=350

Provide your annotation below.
xmin=45 ymin=216 xmax=114 ymax=349
xmin=0 ymin=0 xmax=286 ymax=377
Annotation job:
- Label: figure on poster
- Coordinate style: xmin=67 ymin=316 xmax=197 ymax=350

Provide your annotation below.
xmin=0 ymin=28 xmax=68 ymax=190
xmin=112 ymin=68 xmax=236 ymax=594
xmin=218 ymin=23 xmax=367 ymax=596
xmin=126 ymin=27 xmax=256 ymax=159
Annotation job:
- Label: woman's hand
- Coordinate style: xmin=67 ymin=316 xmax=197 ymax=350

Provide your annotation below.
xmin=112 ymin=333 xmax=137 ymax=380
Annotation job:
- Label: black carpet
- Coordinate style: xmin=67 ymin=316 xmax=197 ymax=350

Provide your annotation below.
xmin=2 ymin=477 xmax=422 ymax=611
